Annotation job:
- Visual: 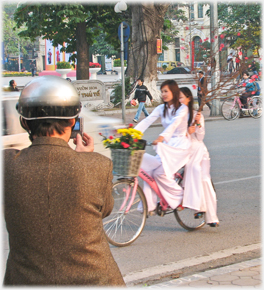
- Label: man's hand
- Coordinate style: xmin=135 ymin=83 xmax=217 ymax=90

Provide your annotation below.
xmin=152 ymin=136 xmax=164 ymax=145
xmin=74 ymin=133 xmax=94 ymax=152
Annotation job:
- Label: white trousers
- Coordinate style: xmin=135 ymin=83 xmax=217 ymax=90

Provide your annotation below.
xmin=182 ymin=142 xmax=219 ymax=224
xmin=140 ymin=153 xmax=183 ymax=211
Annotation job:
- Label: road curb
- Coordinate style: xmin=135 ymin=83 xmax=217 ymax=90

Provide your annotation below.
xmin=123 ymin=243 xmax=261 ymax=286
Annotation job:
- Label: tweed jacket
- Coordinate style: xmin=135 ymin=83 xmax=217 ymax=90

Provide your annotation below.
xmin=3 ymin=137 xmax=125 ymax=286
xmin=197 ymin=76 xmax=208 ymax=96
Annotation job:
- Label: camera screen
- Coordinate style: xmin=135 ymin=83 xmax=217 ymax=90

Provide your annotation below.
xmin=73 ymin=120 xmax=80 ymax=131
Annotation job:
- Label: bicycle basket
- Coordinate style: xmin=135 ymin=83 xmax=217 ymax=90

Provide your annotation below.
xmin=111 ymin=149 xmax=145 ymax=176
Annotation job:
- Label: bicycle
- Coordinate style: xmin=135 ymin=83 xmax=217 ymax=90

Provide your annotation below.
xmin=221 ymin=88 xmax=262 ymax=120
xmin=103 ymin=152 xmax=207 ymax=247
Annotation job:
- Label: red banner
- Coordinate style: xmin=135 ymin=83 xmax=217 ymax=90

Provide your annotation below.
xmin=157 ymin=39 xmax=162 ymax=54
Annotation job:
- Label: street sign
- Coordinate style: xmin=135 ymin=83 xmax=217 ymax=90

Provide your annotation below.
xmin=118 ymin=21 xmax=130 ymax=43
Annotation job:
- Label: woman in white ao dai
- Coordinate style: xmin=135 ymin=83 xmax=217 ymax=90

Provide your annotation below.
xmin=135 ymin=80 xmax=193 ymax=213
xmin=180 ymin=87 xmax=219 ymax=227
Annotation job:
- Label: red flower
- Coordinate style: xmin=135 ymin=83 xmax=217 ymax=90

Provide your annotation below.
xmin=121 ymin=142 xmax=130 ymax=149
xmin=128 ymin=123 xmax=133 ymax=128
xmin=192 ymin=85 xmax=197 ymax=89
xmin=211 ymin=39 xmax=215 ymax=42
xmin=185 ymin=27 xmax=189 ymax=30
xmin=199 ymin=39 xmax=203 ymax=43
xmin=109 ymin=136 xmax=114 ymax=140
xmin=133 ymin=139 xmax=138 ymax=143
xmin=245 ymin=57 xmax=248 ymax=60
xmin=220 ymin=34 xmax=225 ymax=39
xmin=237 ymin=32 xmax=241 ymax=36
xmin=214 ymin=35 xmax=218 ymax=39
xmin=222 ymin=26 xmax=225 ymax=30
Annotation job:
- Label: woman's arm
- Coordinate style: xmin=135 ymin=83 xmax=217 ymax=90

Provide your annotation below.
xmin=159 ymin=105 xmax=188 ymax=143
xmin=134 ymin=105 xmax=162 ymax=133
xmin=193 ymin=112 xmax=205 ymax=141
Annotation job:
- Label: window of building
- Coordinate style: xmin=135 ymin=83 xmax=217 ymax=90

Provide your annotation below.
xmin=190 ymin=4 xmax=194 ymax=20
xmin=175 ymin=37 xmax=180 ymax=48
xmin=198 ymin=4 xmax=203 ymax=18
xmin=175 ymin=49 xmax=180 ymax=62
xmin=193 ymin=36 xmax=202 ymax=50
xmin=158 ymin=53 xmax=164 ymax=61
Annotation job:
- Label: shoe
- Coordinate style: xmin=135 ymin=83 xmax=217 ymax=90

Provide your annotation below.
xmin=148 ymin=210 xmax=156 ymax=216
xmin=208 ymin=222 xmax=219 ymax=227
xmin=133 ymin=119 xmax=138 ymax=123
xmin=194 ymin=212 xmax=204 ymax=219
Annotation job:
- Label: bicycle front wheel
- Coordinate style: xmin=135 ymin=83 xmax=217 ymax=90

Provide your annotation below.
xmin=103 ymin=179 xmax=147 ymax=247
xmin=221 ymin=98 xmax=240 ymax=120
xmin=248 ymin=96 xmax=262 ymax=119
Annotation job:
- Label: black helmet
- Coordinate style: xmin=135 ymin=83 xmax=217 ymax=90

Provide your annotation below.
xmin=16 ymin=75 xmax=81 ymax=120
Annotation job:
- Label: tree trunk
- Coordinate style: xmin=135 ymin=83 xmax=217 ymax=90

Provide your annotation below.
xmin=76 ymin=22 xmax=90 ymax=80
xmin=127 ymin=3 xmax=169 ymax=103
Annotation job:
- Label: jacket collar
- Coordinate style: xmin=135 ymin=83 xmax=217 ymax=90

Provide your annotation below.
xmin=30 ymin=136 xmax=71 ymax=148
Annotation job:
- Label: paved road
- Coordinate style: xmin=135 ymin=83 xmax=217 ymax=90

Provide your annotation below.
xmin=108 ymin=117 xmax=261 ymax=283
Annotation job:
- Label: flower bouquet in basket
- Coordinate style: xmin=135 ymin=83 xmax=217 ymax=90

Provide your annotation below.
xmin=99 ymin=124 xmax=146 ymax=176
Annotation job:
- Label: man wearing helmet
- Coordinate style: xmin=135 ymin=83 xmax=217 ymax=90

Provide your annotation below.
xmin=3 ymin=76 xmax=125 ymax=286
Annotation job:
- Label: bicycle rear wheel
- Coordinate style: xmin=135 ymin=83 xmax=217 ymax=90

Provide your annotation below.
xmin=174 ymin=171 xmax=206 ymax=231
xmin=103 ymin=179 xmax=147 ymax=247
xmin=221 ymin=98 xmax=240 ymax=120
xmin=248 ymin=96 xmax=262 ymax=118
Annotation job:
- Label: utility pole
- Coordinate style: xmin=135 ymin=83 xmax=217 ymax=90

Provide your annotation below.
xmin=18 ymin=42 xmax=21 ymax=72
xmin=210 ymin=2 xmax=220 ymax=116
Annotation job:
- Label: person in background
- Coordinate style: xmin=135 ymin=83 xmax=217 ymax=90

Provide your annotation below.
xmin=132 ymin=78 xmax=153 ymax=123
xmin=237 ymin=71 xmax=255 ymax=108
xmin=180 ymin=87 xmax=219 ymax=227
xmin=197 ymin=71 xmax=211 ymax=111
xmin=30 ymin=61 xmax=36 ymax=77
xmin=9 ymin=80 xmax=19 ymax=91
xmin=235 ymin=55 xmax=240 ymax=72
xmin=250 ymin=60 xmax=260 ymax=81
xmin=3 ymin=76 xmax=125 ymax=286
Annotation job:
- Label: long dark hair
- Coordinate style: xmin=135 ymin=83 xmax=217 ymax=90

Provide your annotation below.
xmin=160 ymin=80 xmax=180 ymax=117
xmin=179 ymin=87 xmax=194 ymax=127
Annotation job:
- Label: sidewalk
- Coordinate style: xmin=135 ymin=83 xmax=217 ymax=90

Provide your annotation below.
xmin=146 ymin=258 xmax=261 ymax=288
xmin=97 ymin=102 xmax=224 ymax=125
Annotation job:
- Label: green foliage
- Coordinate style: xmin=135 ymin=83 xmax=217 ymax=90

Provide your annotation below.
xmin=113 ymin=58 xmax=127 ymax=67
xmin=110 ymin=77 xmax=132 ymax=105
xmin=56 ymin=61 xmax=72 ymax=69
xmin=2 ymin=8 xmax=34 ymax=57
xmin=210 ymin=3 xmax=261 ymax=53
xmin=162 ymin=64 xmax=167 ymax=70
xmin=13 ymin=3 xmax=126 ymax=64
xmin=161 ymin=5 xmax=187 ymax=50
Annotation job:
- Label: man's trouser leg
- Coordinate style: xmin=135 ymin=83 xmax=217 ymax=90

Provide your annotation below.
xmin=134 ymin=102 xmax=144 ymax=121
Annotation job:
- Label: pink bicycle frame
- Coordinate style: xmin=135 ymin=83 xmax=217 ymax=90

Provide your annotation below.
xmin=138 ymin=168 xmax=169 ymax=211
xmin=118 ymin=168 xmax=184 ymax=213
